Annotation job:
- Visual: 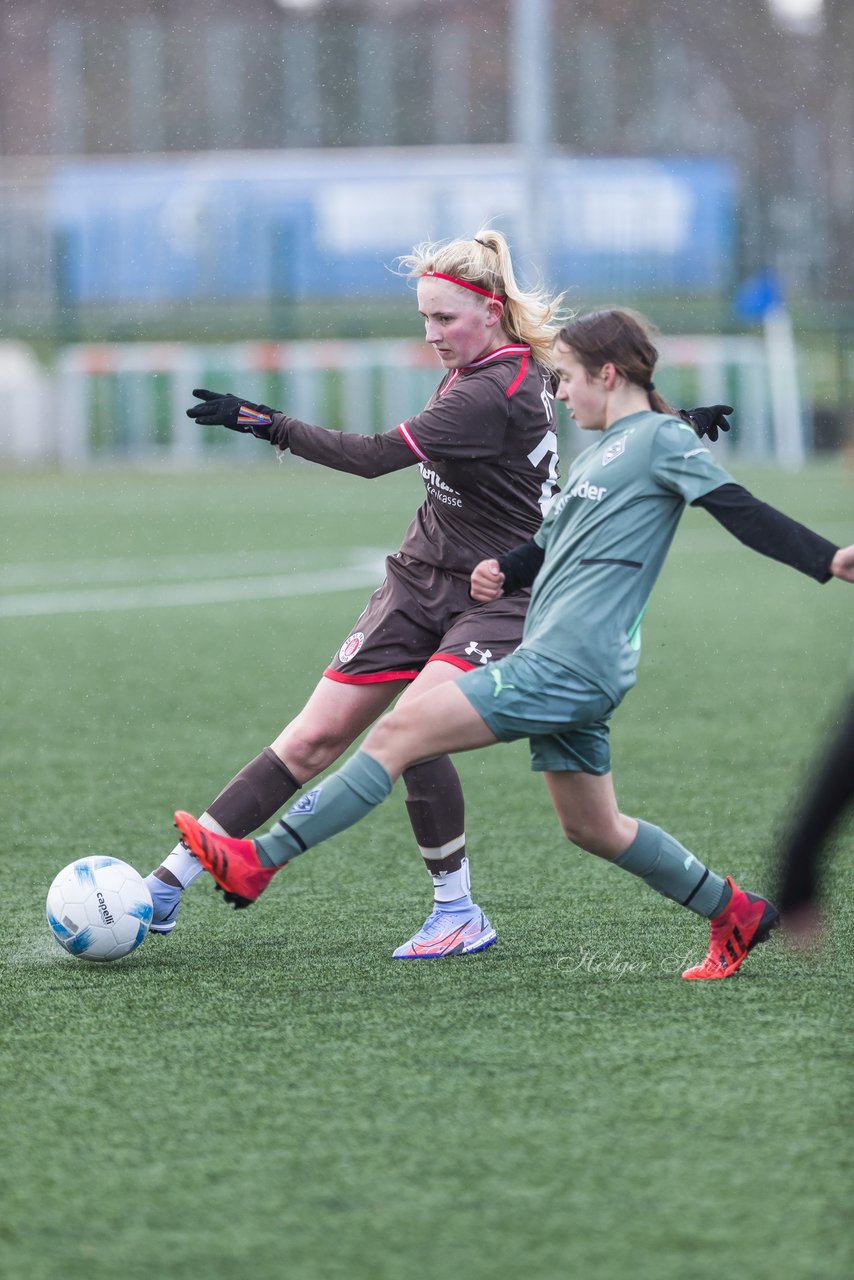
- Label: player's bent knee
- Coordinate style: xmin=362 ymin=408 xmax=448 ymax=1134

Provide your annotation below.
xmin=276 ymin=730 xmax=350 ymax=777
xmin=560 ymin=818 xmax=621 ymax=858
xmin=363 ymin=708 xmax=420 ymax=765
xmin=560 ymin=821 xmax=591 ymax=850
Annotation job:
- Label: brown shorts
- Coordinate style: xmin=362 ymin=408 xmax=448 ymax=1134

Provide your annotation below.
xmin=324 ymin=552 xmax=530 ymax=684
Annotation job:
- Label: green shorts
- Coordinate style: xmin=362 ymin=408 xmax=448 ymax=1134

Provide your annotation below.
xmin=456 ymin=649 xmax=615 ymax=775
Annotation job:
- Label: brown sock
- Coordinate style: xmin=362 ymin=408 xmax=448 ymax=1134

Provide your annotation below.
xmin=207 ymin=746 xmax=302 ymax=838
xmin=403 ymin=756 xmax=466 ymax=874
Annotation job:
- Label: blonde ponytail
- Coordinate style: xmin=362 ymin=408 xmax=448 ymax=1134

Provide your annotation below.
xmin=398 ymin=228 xmax=567 ymax=368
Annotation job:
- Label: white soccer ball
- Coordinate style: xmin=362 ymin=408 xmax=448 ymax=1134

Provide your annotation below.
xmin=46 ymin=856 xmax=153 ymax=961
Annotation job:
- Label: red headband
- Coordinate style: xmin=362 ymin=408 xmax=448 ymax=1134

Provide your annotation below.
xmin=421 ymin=271 xmax=505 ymax=301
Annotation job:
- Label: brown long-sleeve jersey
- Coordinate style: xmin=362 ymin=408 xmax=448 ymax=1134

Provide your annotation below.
xmin=267 ymin=344 xmax=560 ymax=578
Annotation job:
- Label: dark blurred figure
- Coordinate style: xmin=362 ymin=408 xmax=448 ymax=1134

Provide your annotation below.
xmin=777 ymin=691 xmax=854 ymax=944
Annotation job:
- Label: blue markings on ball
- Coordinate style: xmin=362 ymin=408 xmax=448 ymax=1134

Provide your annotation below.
xmin=67 ymin=926 xmax=96 ymax=956
xmin=74 ymin=860 xmax=97 ymax=888
xmin=46 ymin=908 xmax=75 ymax=940
xmin=129 ymin=900 xmax=153 ymax=925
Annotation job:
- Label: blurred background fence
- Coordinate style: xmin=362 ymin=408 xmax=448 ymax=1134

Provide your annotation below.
xmin=0 ymin=0 xmax=851 ymax=466
xmin=0 ymin=331 xmax=810 ymax=468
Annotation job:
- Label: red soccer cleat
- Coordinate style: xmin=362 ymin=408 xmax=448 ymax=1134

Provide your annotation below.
xmin=682 ymin=876 xmax=779 ymax=980
xmin=173 ymin=811 xmax=280 ymax=908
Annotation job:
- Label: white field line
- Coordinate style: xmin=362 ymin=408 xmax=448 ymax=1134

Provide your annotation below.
xmin=0 ymin=551 xmax=388 ymax=618
xmin=3 ymin=521 xmax=851 ymax=619
xmin=0 ymin=546 xmax=386 ymax=588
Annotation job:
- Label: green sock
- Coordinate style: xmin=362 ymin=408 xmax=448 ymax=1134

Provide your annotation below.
xmin=613 ymin=819 xmax=730 ymax=918
xmin=255 ymin=751 xmax=394 ymax=868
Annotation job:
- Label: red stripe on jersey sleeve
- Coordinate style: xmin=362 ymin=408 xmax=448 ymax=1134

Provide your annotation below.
xmin=505 ymin=351 xmax=529 ymax=397
xmin=397 ymin=422 xmax=430 ymax=462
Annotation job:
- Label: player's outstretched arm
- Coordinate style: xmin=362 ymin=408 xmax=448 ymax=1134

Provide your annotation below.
xmin=187 ymin=387 xmax=415 ymax=477
xmin=471 ymin=559 xmax=505 ymax=602
xmin=829 ymin=544 xmax=854 ymax=582
xmin=693 ymin=484 xmax=841 ymax=582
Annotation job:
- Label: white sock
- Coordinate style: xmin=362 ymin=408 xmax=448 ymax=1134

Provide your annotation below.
xmin=161 ymin=812 xmax=229 ymax=888
xmin=429 ymin=855 xmax=473 ymax=908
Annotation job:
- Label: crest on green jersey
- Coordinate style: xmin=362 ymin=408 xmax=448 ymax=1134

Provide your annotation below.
xmin=602 ymin=436 xmax=627 ymax=466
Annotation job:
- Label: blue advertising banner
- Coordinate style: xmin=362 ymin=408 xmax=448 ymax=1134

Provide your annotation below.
xmin=50 ymin=150 xmax=735 ymax=302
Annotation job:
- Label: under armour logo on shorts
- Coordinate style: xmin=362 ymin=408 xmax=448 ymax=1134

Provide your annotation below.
xmin=465 ymin=640 xmax=493 ymax=665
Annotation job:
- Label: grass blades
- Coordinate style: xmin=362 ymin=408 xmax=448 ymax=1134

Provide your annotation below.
xmin=1 ymin=460 xmax=852 ymax=1280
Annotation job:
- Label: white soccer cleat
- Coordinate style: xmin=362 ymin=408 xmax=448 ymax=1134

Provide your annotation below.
xmin=392 ymin=904 xmax=496 ymax=959
xmin=145 ymin=873 xmax=182 ymax=936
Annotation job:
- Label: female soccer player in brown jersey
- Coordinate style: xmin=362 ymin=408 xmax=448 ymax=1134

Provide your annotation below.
xmin=147 ymin=229 xmax=568 ymax=956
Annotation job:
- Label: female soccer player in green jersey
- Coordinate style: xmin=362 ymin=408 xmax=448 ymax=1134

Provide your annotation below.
xmin=175 ymin=308 xmax=854 ymax=979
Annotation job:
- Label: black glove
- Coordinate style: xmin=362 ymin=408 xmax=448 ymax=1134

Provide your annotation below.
xmin=186 ymin=388 xmax=276 ymax=440
xmin=679 ymin=404 xmax=733 ymax=443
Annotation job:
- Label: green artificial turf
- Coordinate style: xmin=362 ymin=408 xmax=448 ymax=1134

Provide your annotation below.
xmin=1 ymin=460 xmax=852 ymax=1280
